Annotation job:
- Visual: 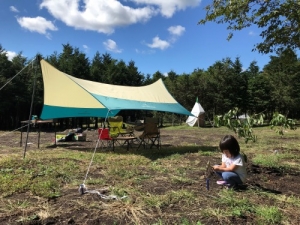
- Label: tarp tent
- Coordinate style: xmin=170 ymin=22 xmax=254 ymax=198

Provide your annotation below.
xmin=39 ymin=59 xmax=192 ymax=119
xmin=186 ymin=97 xmax=205 ymax=127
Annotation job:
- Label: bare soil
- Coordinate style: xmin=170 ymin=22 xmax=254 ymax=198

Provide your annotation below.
xmin=1 ymin=127 xmax=300 ymax=225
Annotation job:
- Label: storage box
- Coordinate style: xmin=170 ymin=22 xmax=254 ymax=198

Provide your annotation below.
xmin=74 ymin=134 xmax=86 ymax=141
xmin=56 ymin=134 xmax=66 ymax=142
xmin=55 ymin=133 xmax=86 ymax=142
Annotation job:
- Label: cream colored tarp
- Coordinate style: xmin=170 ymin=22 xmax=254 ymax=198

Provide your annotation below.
xmin=40 ymin=59 xmax=192 ymax=119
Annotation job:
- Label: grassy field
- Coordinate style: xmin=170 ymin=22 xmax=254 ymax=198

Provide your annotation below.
xmin=0 ymin=125 xmax=300 ymax=224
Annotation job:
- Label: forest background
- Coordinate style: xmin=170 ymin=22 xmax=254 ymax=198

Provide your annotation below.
xmin=0 ymin=43 xmax=300 ymax=130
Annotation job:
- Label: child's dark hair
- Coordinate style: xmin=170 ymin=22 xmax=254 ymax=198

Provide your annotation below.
xmin=219 ymin=135 xmax=240 ymax=157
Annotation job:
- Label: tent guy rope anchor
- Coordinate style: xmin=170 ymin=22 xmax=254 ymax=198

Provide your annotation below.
xmin=78 ymin=110 xmax=127 ymax=200
xmin=78 ymin=184 xmax=127 ymax=200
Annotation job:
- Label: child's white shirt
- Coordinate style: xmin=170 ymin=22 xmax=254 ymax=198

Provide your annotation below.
xmin=222 ymin=153 xmax=247 ymax=182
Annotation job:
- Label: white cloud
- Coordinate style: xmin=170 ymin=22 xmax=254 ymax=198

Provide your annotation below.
xmin=83 ymin=44 xmax=89 ymax=53
xmin=17 ymin=16 xmax=58 ymax=39
xmin=6 ymin=51 xmax=18 ymax=61
xmin=39 ymin=0 xmax=201 ymax=34
xmin=132 ymin=0 xmax=201 ymax=17
xmin=168 ymin=25 xmax=185 ymax=43
xmin=146 ymin=25 xmax=185 ymax=50
xmin=10 ymin=6 xmax=19 ymax=13
xmin=168 ymin=25 xmax=185 ymax=36
xmin=147 ymin=36 xmax=170 ymax=50
xmin=103 ymin=39 xmax=122 ymax=53
xmin=40 ymin=0 xmax=157 ymax=34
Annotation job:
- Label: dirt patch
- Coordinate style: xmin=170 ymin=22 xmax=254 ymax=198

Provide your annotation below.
xmin=0 ymin=127 xmax=300 ymax=225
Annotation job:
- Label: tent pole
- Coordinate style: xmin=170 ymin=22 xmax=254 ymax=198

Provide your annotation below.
xmin=23 ymin=56 xmax=38 ymax=159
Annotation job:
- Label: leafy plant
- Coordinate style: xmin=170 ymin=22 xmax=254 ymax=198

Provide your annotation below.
xmin=270 ymin=112 xmax=296 ymax=137
xmin=269 ymin=112 xmax=297 ymax=150
xmin=199 ymin=1 xmax=300 ymax=54
xmin=214 ymin=107 xmax=264 ymax=143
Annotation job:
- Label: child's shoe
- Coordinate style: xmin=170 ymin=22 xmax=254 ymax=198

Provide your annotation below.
xmin=216 ymin=180 xmax=227 ymax=185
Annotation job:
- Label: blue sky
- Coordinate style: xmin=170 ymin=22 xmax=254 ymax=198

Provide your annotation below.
xmin=1 ymin=0 xmax=272 ymax=76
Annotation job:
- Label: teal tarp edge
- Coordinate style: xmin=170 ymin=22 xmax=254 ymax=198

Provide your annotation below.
xmin=93 ymin=95 xmax=192 ymax=116
xmin=40 ymin=105 xmax=119 ymax=120
xmin=40 ymin=97 xmax=192 ymax=119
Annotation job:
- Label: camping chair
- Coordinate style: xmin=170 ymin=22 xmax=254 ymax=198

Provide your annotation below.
xmin=108 ymin=116 xmax=132 ymax=138
xmin=137 ymin=117 xmax=161 ymax=150
xmin=133 ymin=119 xmax=145 ymax=132
xmin=98 ymin=128 xmax=113 ymax=148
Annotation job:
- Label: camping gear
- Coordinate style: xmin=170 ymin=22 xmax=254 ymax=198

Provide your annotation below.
xmin=98 ymin=128 xmax=113 ymax=148
xmin=137 ymin=117 xmax=160 ymax=150
xmin=39 ymin=59 xmax=192 ymax=120
xmin=108 ymin=116 xmax=131 ymax=137
xmin=186 ymin=97 xmax=205 ymax=127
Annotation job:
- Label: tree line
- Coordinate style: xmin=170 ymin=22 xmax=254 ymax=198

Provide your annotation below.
xmin=1 ymin=43 xmax=300 ymax=130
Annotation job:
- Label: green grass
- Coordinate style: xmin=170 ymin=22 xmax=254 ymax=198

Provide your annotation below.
xmin=255 ymin=205 xmax=283 ymax=225
xmin=0 ymin=126 xmax=300 ymax=224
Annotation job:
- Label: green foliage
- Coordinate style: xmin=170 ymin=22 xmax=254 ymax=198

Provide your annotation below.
xmin=214 ymin=107 xmax=264 ymax=143
xmin=180 ymin=218 xmax=204 ymax=225
xmin=199 ymin=0 xmax=300 ymax=54
xmin=0 ymin=158 xmax=79 ymax=198
xmin=252 ymin=152 xmax=300 ymax=170
xmin=270 ymin=112 xmax=296 ymax=137
xmin=2 ymin=41 xmax=300 ymax=132
xmin=255 ymin=206 xmax=283 ymax=225
xmin=217 ymin=190 xmax=253 ymax=217
xmin=16 ymin=215 xmax=39 ymax=223
xmin=252 ymin=154 xmax=280 ymax=168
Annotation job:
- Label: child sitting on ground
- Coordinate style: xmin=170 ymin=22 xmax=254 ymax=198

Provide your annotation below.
xmin=212 ymin=135 xmax=247 ymax=188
